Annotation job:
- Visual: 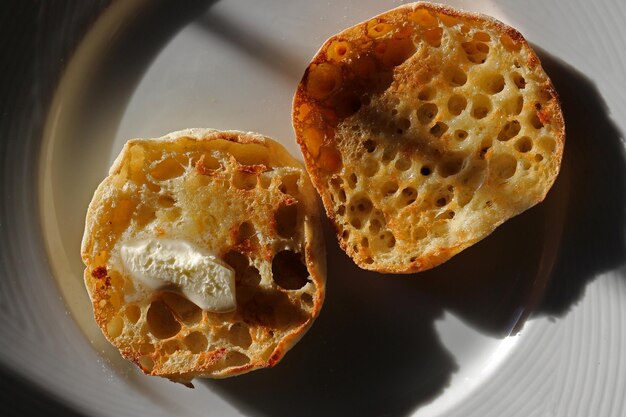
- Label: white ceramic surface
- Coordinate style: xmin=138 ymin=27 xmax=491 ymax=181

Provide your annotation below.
xmin=3 ymin=0 xmax=624 ymax=416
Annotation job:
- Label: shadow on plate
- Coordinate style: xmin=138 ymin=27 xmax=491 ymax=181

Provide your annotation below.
xmin=0 ymin=367 xmax=88 ymax=417
xmin=532 ymin=50 xmax=626 ymax=317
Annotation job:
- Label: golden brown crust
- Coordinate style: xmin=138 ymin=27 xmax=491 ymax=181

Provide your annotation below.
xmin=81 ymin=128 xmax=326 ymax=382
xmin=292 ymin=2 xmax=564 ymax=273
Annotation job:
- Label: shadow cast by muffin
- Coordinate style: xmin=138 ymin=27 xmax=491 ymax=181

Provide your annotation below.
xmin=530 ymin=50 xmax=626 ymax=317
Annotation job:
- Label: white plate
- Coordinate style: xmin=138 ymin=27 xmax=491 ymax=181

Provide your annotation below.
xmin=3 ymin=0 xmax=626 ymax=415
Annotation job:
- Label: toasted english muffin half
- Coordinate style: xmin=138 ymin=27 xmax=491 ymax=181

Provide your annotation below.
xmin=293 ymin=2 xmax=564 ymax=273
xmin=81 ymin=128 xmax=325 ymax=383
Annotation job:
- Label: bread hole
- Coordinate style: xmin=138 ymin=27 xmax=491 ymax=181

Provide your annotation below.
xmin=330 ymin=176 xmax=343 ymax=190
xmin=161 ymin=291 xmax=203 ymax=325
xmin=223 ymin=351 xmax=251 ymax=368
xmin=163 ymin=206 xmax=182 ymax=222
xmin=196 ymin=153 xmax=221 ymax=171
xmin=221 ymin=142 xmax=269 ymax=167
xmin=367 ymin=19 xmax=392 ymax=37
xmin=364 ymin=257 xmax=374 ymax=265
xmin=476 ymin=42 xmax=489 ymax=53
xmin=337 ymin=205 xmax=346 ymax=216
xmin=438 ymin=13 xmax=459 ymax=26
xmin=233 ymin=171 xmax=257 ymax=190
xmin=435 ymin=196 xmax=448 ymax=207
xmin=238 ymin=221 xmax=257 ymax=242
xmin=382 ymin=38 xmax=417 ymax=67
xmin=395 ymin=157 xmax=412 ymax=171
xmin=430 ymin=122 xmax=448 ymax=138
xmin=530 ymin=112 xmax=544 ymax=129
xmin=418 ymin=87 xmax=435 ymax=101
xmin=350 ymin=217 xmax=362 ymax=229
xmin=139 ymin=342 xmax=155 ymax=354
xmin=398 ymin=117 xmax=411 ymax=131
xmin=417 ymin=103 xmax=439 ymax=125
xmin=328 ymin=40 xmax=351 ymax=62
xmin=535 ymin=154 xmax=544 ymax=162
xmin=454 ymin=130 xmax=468 ymax=141
xmin=138 ymin=355 xmax=154 ymax=372
xmin=184 ymin=332 xmax=208 ymax=354
xmin=333 ymin=90 xmax=362 ymax=118
xmin=482 ymin=73 xmax=505 ymax=94
xmin=135 ymin=204 xmax=156 ymax=227
xmin=224 ymin=251 xmax=250 ymax=281
xmin=228 ymin=322 xmax=252 ymax=349
xmin=157 ymin=195 xmax=176 ymax=208
xmin=498 ymin=120 xmax=521 ymax=141
xmin=462 ymin=41 xmax=489 ymax=63
xmin=538 ymin=136 xmax=557 ymax=153
xmin=129 ymin=145 xmax=146 ymax=179
xmin=445 ymin=66 xmax=467 ymax=86
xmin=302 ymin=127 xmax=324 ymax=158
xmin=363 ymin=159 xmax=379 ymax=176
xmin=522 ymin=160 xmax=531 ymax=170
xmin=125 ymin=305 xmax=141 ymax=324
xmin=244 ymin=287 xmax=308 ymax=331
xmin=109 ymin=199 xmax=136 ymax=236
xmin=448 ymin=94 xmax=467 ymax=115
xmin=382 ymin=146 xmax=397 ymax=162
xmin=344 ymin=173 xmax=357 ymax=189
xmin=501 ymin=33 xmax=521 ymax=51
xmin=379 ymin=231 xmax=396 ymax=249
xmin=147 ymin=300 xmax=181 ymax=339
xmin=438 ymin=154 xmax=465 ymax=177
xmin=369 ymin=218 xmax=382 ymax=234
xmin=512 ymin=72 xmax=526 ymax=89
xmin=361 ymin=237 xmax=370 ymax=248
xmin=412 ymin=226 xmax=428 ymax=241
xmin=479 ymin=139 xmax=493 ymax=159
xmin=471 ymin=95 xmax=491 ymax=119
xmin=420 ymin=166 xmax=432 ymax=176
xmin=259 ymin=174 xmax=271 ymax=189
xmin=275 ymin=202 xmax=298 ymax=238
xmin=279 ymin=173 xmax=300 ymax=196
xmin=151 ymin=158 xmax=186 ymax=181
xmin=411 ymin=9 xmax=438 ymax=27
xmin=474 ymin=31 xmax=491 ymax=42
xmin=106 ymin=316 xmax=124 ymax=339
xmin=424 ymin=27 xmax=444 ymax=47
xmin=490 ymin=153 xmax=517 ymax=180
xmin=399 ymin=187 xmax=417 ymax=206
xmin=301 ymin=293 xmax=314 ymax=308
xmin=242 ymin=266 xmax=262 ymax=287
xmin=353 ymin=196 xmax=373 ymax=215
xmin=342 ymin=230 xmax=350 ymax=240
xmin=307 ymin=62 xmax=341 ymax=99
xmin=272 ymin=250 xmax=309 ymax=290
xmin=164 ymin=340 xmax=184 ymax=355
xmin=515 ymin=136 xmax=533 ymax=153
xmin=338 ymin=188 xmax=347 ymax=203
xmin=363 ymin=139 xmax=377 ymax=153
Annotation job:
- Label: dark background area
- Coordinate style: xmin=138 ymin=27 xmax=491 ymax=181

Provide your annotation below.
xmin=0 ymin=2 xmax=109 ymax=416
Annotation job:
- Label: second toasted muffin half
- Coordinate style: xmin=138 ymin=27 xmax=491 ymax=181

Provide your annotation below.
xmin=293 ymin=2 xmax=564 ymax=273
